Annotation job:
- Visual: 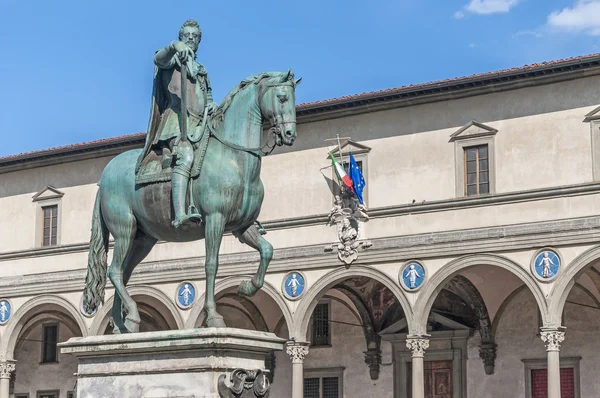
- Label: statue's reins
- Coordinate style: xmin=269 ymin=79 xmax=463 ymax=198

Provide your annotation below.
xmin=186 ymin=80 xmax=294 ymax=219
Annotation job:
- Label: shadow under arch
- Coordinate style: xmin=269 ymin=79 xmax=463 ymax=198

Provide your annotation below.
xmin=1 ymin=294 xmax=87 ymax=359
xmin=185 ymin=277 xmax=293 ymax=336
xmin=89 ymin=285 xmax=184 ymax=336
xmin=549 ymin=245 xmax=600 ymax=326
xmin=413 ymin=254 xmax=548 ymax=335
xmin=292 ymin=265 xmax=412 ymax=340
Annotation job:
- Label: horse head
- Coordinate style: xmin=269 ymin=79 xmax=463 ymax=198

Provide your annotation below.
xmin=258 ymin=69 xmax=302 ymax=147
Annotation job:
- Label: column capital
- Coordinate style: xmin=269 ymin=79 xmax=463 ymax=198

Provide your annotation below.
xmin=286 ymin=341 xmax=310 ymax=364
xmin=540 ymin=327 xmax=566 ymax=352
xmin=0 ymin=360 xmax=15 ymax=379
xmin=406 ymin=335 xmax=430 ymax=358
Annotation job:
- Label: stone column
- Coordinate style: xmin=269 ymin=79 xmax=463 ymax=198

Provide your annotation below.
xmin=0 ymin=361 xmax=15 ymax=398
xmin=540 ymin=327 xmax=565 ymax=398
xmin=407 ymin=336 xmax=430 ymax=398
xmin=286 ymin=341 xmax=310 ymax=398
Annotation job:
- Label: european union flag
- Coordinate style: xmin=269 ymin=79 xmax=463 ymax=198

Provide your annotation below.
xmin=349 ymin=152 xmax=366 ymax=204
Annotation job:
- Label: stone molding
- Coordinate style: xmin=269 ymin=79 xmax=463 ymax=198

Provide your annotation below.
xmin=285 ymin=341 xmax=309 ymax=363
xmin=0 ymin=360 xmax=15 ymax=379
xmin=540 ymin=327 xmax=566 ymax=352
xmin=406 ymin=337 xmax=430 ymax=357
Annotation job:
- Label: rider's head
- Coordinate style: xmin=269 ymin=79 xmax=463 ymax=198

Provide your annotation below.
xmin=179 ymin=19 xmax=202 ymax=53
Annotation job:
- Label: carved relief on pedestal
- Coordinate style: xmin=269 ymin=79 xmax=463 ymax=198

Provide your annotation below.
xmin=218 ymin=369 xmax=271 ymax=398
xmin=540 ymin=329 xmax=566 ymax=351
xmin=325 ymin=195 xmax=371 ymax=265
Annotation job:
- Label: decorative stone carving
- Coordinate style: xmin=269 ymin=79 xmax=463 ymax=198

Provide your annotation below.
xmin=218 ymin=369 xmax=271 ymax=398
xmin=325 ymin=195 xmax=371 ymax=265
xmin=285 ymin=342 xmax=309 ymax=363
xmin=406 ymin=338 xmax=429 ymax=357
xmin=540 ymin=329 xmax=566 ymax=352
xmin=363 ymin=348 xmax=382 ymax=380
xmin=0 ymin=361 xmax=15 ymax=379
xmin=479 ymin=343 xmax=497 ymax=375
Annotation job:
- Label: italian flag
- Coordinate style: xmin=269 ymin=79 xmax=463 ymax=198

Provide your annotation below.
xmin=329 ymin=152 xmax=354 ymax=192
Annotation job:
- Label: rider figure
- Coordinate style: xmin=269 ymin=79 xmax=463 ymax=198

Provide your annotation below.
xmin=136 ymin=19 xmax=219 ymax=228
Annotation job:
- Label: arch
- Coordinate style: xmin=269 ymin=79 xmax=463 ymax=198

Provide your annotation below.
xmin=550 ymin=245 xmax=600 ymax=325
xmin=1 ymin=295 xmax=87 ymax=359
xmin=186 ymin=277 xmax=293 ymax=335
xmin=89 ymin=285 xmax=184 ymax=335
xmin=293 ymin=265 xmax=412 ymax=340
xmin=413 ymin=254 xmax=547 ymax=335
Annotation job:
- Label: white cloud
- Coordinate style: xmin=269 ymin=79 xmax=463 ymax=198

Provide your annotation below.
xmin=548 ymin=0 xmax=600 ymax=35
xmin=466 ymin=0 xmax=519 ymax=14
xmin=454 ymin=0 xmax=519 ymax=18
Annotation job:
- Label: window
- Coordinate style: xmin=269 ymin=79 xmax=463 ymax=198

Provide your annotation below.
xmin=311 ymin=302 xmax=330 ymax=346
xmin=304 ymin=368 xmax=344 ymax=398
xmin=450 ymin=120 xmax=497 ymax=198
xmin=36 ymin=392 xmax=59 ymax=398
xmin=464 ymin=145 xmax=489 ymax=196
xmin=523 ymin=357 xmax=581 ymax=398
xmin=67 ymin=392 xmax=75 ymax=398
xmin=41 ymin=205 xmax=58 ymax=247
xmin=41 ymin=324 xmax=58 ymax=363
xmin=32 ymin=185 xmax=64 ymax=248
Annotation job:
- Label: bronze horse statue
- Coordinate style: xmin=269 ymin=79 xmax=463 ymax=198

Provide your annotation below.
xmin=83 ymin=71 xmax=300 ymax=333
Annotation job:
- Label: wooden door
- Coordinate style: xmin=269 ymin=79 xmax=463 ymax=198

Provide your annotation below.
xmin=407 ymin=360 xmax=453 ymax=398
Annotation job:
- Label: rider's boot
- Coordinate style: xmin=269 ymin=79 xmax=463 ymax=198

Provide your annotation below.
xmin=171 ymin=143 xmax=201 ymax=228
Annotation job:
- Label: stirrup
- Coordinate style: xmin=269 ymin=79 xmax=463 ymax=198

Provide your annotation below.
xmin=172 ymin=213 xmax=202 ymax=228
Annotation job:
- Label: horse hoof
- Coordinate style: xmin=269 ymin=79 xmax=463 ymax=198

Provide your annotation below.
xmin=206 ymin=315 xmax=226 ymax=328
xmin=238 ymin=280 xmax=258 ymax=297
xmin=124 ymin=317 xmax=141 ymax=333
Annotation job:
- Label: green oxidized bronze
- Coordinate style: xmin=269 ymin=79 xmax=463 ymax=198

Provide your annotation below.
xmin=83 ymin=19 xmax=301 ymax=333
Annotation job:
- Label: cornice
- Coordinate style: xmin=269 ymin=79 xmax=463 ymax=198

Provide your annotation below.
xmin=1 ymin=214 xmax=600 ymax=298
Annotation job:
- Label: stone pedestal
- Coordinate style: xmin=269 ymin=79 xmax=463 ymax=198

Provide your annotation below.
xmin=59 ymin=328 xmax=286 ymax=398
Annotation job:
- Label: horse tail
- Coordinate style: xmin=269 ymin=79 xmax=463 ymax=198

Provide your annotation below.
xmin=83 ymin=189 xmax=109 ymax=313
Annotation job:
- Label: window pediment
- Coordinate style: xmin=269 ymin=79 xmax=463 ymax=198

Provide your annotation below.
xmin=328 ymin=139 xmax=371 ymax=158
xmin=449 ymin=120 xmax=498 ymax=142
xmin=32 ymin=185 xmax=64 ymax=202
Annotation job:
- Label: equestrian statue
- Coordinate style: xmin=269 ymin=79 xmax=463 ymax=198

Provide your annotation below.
xmin=82 ymin=19 xmax=301 ymax=333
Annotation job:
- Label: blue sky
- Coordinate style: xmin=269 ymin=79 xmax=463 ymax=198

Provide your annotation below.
xmin=0 ymin=0 xmax=599 ymax=156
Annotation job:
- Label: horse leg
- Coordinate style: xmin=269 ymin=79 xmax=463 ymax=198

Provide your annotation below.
xmin=236 ymin=224 xmax=273 ymax=297
xmin=203 ymin=212 xmax=227 ymax=328
xmin=107 ymin=214 xmax=142 ymax=333
xmin=111 ymin=233 xmax=157 ymax=334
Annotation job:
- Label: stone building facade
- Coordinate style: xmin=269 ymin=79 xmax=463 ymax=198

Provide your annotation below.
xmin=1 ymin=54 xmax=600 ymax=398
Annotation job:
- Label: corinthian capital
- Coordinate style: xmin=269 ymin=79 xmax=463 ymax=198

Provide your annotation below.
xmin=406 ymin=336 xmax=430 ymax=357
xmin=540 ymin=327 xmax=566 ymax=352
xmin=0 ymin=361 xmax=15 ymax=379
xmin=286 ymin=341 xmax=310 ymax=363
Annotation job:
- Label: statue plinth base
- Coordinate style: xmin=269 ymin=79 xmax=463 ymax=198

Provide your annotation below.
xmin=59 ymin=327 xmax=285 ymax=398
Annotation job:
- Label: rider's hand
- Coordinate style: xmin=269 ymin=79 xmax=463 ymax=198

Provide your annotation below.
xmin=207 ymin=102 xmax=219 ymax=115
xmin=171 ymin=41 xmax=194 ymax=63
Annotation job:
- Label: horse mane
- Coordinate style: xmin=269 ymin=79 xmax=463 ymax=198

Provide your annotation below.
xmin=217 ymin=71 xmax=290 ymax=116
